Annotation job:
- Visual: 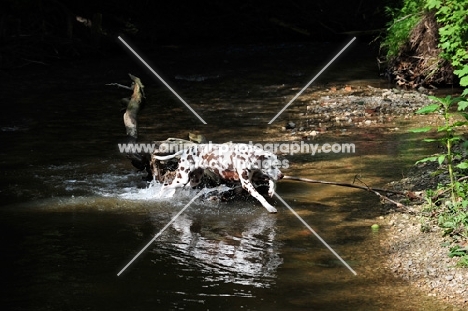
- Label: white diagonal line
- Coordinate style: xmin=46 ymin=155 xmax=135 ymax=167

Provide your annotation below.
xmin=117 ymin=186 xmax=228 ymax=276
xmin=268 ymin=37 xmax=356 ymax=124
xmin=118 ymin=36 xmax=207 ymax=125
xmin=274 ymin=192 xmax=357 ymax=276
xmin=117 ymin=196 xmax=196 ymax=276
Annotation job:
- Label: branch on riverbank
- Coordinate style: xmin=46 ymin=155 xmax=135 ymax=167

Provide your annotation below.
xmin=282 ymin=175 xmax=422 ymax=210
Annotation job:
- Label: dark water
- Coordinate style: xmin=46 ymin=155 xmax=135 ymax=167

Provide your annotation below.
xmin=0 ymin=42 xmax=452 ymax=310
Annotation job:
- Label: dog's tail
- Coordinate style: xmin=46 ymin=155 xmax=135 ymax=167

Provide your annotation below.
xmin=153 ymin=149 xmax=184 ymax=160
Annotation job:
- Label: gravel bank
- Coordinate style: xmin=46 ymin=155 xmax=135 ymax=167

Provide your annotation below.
xmin=383 ymin=162 xmax=468 ymax=309
xmin=380 ymin=210 xmax=468 ymax=309
xmin=280 ymin=84 xmax=434 ymax=137
xmin=285 ymin=85 xmax=468 ymax=309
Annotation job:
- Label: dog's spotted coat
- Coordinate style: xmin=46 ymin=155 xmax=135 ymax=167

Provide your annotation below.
xmin=153 ymin=143 xmax=284 ymax=213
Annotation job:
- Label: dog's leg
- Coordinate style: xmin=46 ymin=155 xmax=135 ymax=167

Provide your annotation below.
xmin=158 ymin=169 xmax=191 ymax=198
xmin=268 ymin=179 xmax=276 ymax=197
xmin=158 ymin=184 xmax=176 ymax=198
xmin=159 ymin=185 xmax=177 ymax=198
xmin=240 ymin=169 xmax=277 ymax=213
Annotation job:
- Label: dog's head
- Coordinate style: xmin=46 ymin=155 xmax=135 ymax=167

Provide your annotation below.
xmin=255 ymin=153 xmax=284 ymax=181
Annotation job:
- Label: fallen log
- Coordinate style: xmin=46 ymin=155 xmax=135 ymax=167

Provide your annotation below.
xmin=123 ymin=74 xmax=145 ymax=140
xmin=108 ymin=75 xmax=208 ymax=184
xmin=108 ymin=74 xmax=153 ymax=179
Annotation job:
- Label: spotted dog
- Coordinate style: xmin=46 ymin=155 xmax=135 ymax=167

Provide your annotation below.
xmin=153 ymin=143 xmax=284 ymax=213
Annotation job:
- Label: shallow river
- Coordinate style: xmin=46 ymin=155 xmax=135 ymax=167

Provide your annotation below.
xmin=0 ymin=41 xmax=454 ymax=310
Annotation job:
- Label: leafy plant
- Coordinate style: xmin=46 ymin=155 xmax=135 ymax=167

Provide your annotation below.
xmin=412 ymin=95 xmax=468 ymax=202
xmin=456 ymin=255 xmax=468 ymax=267
xmin=381 ymin=0 xmax=425 ymax=58
xmin=412 ymin=96 xmax=468 ymax=267
xmin=449 ymin=245 xmax=468 ymax=257
xmin=425 ymin=0 xmax=468 ymax=94
xmin=382 ymin=0 xmax=468 ymax=90
xmin=413 ymin=94 xmax=468 ymax=265
xmin=449 ymin=245 xmax=468 ymax=267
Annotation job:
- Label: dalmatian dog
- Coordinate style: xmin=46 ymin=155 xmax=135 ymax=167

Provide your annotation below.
xmin=153 ymin=143 xmax=284 ymax=213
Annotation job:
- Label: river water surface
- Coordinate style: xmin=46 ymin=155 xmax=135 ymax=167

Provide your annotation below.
xmin=0 ymin=41 xmax=454 ymax=310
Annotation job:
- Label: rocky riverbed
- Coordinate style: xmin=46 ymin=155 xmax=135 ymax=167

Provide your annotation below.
xmin=281 ymin=84 xmax=468 ymax=309
xmin=277 ymin=84 xmax=436 ymax=139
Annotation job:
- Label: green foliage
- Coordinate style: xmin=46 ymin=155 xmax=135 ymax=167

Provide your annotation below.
xmin=412 ymin=95 xmax=468 ymax=201
xmin=449 ymin=245 xmax=468 ymax=267
xmin=381 ymin=0 xmax=425 ymax=58
xmin=383 ymin=0 xmax=468 ymax=90
xmin=449 ymin=245 xmax=467 ymax=258
xmin=405 ymin=0 xmax=468 ymax=254
xmin=413 ymin=95 xmax=468 ymax=265
xmin=425 ymin=0 xmax=468 ymax=67
xmin=424 ymin=0 xmax=468 ymax=92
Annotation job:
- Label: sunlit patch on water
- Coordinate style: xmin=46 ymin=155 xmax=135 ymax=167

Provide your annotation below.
xmin=117 ymin=180 xmax=216 ymax=201
xmin=116 ymin=180 xmax=162 ymax=200
xmin=36 ymin=162 xmax=251 ymax=207
xmin=35 ymin=162 xmax=161 ymax=199
xmin=37 ymin=162 xmax=207 ymax=201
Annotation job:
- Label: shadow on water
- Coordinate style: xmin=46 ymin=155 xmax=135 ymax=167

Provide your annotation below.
xmin=0 ymin=42 xmax=453 ymax=310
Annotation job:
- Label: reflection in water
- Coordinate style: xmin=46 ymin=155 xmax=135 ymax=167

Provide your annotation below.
xmin=151 ymin=212 xmax=283 ymax=289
